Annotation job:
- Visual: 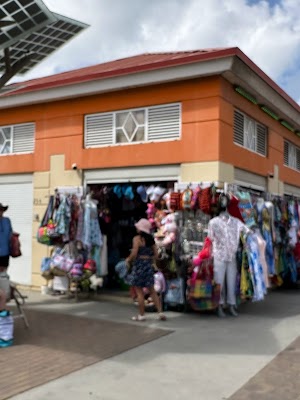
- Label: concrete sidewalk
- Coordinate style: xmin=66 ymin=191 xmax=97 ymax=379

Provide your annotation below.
xmin=9 ymin=289 xmax=300 ymax=400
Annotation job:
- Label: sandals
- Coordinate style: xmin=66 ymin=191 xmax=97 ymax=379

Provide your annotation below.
xmin=158 ymin=313 xmax=167 ymax=321
xmin=131 ymin=315 xmax=146 ymax=322
xmin=131 ymin=313 xmax=167 ymax=321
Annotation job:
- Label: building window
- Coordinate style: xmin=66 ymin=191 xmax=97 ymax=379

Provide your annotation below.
xmin=233 ymin=110 xmax=267 ymax=156
xmin=84 ymin=103 xmax=181 ymax=148
xmin=0 ymin=123 xmax=35 ymax=155
xmin=284 ymin=141 xmax=300 ymax=171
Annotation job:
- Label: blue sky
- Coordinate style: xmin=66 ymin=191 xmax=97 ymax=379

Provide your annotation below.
xmin=12 ymin=0 xmax=300 ymax=104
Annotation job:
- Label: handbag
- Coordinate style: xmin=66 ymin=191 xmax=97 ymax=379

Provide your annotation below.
xmin=51 ymin=244 xmax=75 ymax=273
xmin=41 ymin=257 xmax=52 ymax=273
xmin=37 ymin=196 xmax=57 ymax=245
xmin=10 ymin=232 xmax=22 ymax=258
xmin=189 ymin=279 xmax=213 ymax=299
xmin=188 ymin=282 xmax=221 ymax=311
xmin=188 ymin=256 xmax=220 ymax=311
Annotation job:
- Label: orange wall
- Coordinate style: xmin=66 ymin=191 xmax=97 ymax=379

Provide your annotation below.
xmin=1 ymin=75 xmax=299 ymax=187
xmin=219 ymin=78 xmax=300 ymax=186
xmin=0 ymin=77 xmax=221 ymax=173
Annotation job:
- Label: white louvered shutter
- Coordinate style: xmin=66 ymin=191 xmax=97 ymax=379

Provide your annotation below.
xmin=147 ymin=103 xmax=181 ymax=141
xmin=85 ymin=113 xmax=114 ymax=147
xmin=284 ymin=141 xmax=289 ymax=166
xmin=12 ymin=123 xmax=35 ymax=153
xmin=233 ymin=111 xmax=244 ymax=146
xmin=256 ymin=124 xmax=267 ymax=156
xmin=297 ymin=148 xmax=300 ymax=171
xmin=288 ymin=143 xmax=297 ymax=169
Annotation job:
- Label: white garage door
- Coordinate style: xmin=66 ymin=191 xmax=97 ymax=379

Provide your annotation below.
xmin=85 ymin=164 xmax=180 ymax=184
xmin=0 ymin=174 xmax=33 ymax=285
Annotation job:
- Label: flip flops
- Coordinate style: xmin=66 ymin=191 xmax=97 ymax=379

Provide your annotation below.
xmin=131 ymin=315 xmax=146 ymax=321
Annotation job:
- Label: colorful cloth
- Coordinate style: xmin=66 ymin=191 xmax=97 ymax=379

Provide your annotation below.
xmin=246 ymin=233 xmax=267 ymax=302
xmin=236 ymin=191 xmax=256 ymax=228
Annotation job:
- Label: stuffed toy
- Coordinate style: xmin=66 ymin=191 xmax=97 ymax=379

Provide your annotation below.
xmin=154 ymin=209 xmax=168 ymax=229
xmin=146 ymin=202 xmax=157 ymax=227
xmin=161 ymin=221 xmax=177 ymax=246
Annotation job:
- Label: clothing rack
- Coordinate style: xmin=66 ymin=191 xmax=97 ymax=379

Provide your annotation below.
xmin=225 ymin=182 xmax=265 ymax=197
xmin=174 ymin=181 xmax=224 ymax=192
xmin=55 ymin=186 xmax=83 ymax=197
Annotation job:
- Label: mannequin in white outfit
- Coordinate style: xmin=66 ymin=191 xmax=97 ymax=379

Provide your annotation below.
xmin=208 ymin=194 xmax=249 ymax=317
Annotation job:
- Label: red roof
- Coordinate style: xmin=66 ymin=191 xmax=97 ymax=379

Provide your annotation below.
xmin=2 ymin=47 xmax=300 ymax=112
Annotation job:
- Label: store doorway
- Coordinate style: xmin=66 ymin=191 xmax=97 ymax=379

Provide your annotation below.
xmin=87 ymin=181 xmax=176 ymax=289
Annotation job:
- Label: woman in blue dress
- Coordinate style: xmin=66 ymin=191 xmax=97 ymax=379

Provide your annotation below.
xmin=126 ymin=218 xmax=166 ymax=321
xmin=0 ymin=203 xmax=12 ymax=314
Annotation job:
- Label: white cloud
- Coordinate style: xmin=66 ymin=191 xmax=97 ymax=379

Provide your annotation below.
xmin=11 ymin=0 xmax=300 ymax=103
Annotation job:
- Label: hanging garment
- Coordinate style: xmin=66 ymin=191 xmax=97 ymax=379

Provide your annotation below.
xmin=91 ymin=245 xmax=101 ymax=277
xmin=255 ymin=202 xmax=275 ymax=276
xmin=54 ymin=195 xmax=71 ymax=241
xmin=236 ymin=191 xmax=256 ymax=228
xmin=246 ymin=233 xmax=267 ymax=302
xmin=240 ymin=250 xmax=254 ymax=300
xmin=282 ymin=248 xmax=298 ymax=283
xmin=100 ymin=235 xmax=108 ymax=276
xmin=254 ymin=232 xmax=270 ymax=288
xmin=82 ymin=201 xmax=103 ymax=250
xmin=227 ymin=195 xmax=244 ymax=222
xmin=208 ymin=214 xmax=249 ymax=262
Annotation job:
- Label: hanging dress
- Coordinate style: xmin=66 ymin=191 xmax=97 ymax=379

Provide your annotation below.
xmin=246 ymin=233 xmax=267 ymax=302
xmin=255 ymin=202 xmax=275 ymax=276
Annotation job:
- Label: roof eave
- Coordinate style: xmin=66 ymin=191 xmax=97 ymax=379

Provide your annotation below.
xmin=224 ymin=56 xmax=300 ymax=127
xmin=0 ymin=56 xmax=235 ymax=109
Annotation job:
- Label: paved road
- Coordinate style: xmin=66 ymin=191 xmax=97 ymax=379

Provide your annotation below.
xmin=9 ymin=289 xmax=300 ymax=400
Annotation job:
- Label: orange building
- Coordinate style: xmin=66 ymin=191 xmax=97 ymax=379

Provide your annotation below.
xmin=0 ymin=47 xmax=299 ymax=288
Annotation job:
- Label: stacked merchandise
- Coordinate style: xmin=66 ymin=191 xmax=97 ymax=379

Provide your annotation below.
xmin=38 ymin=191 xmax=105 ymax=294
xmin=231 ymin=188 xmax=300 ymax=290
xmin=150 ymin=183 xmax=220 ymax=311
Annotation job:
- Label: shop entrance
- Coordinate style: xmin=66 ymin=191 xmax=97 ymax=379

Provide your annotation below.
xmin=87 ymin=181 xmax=176 ymax=289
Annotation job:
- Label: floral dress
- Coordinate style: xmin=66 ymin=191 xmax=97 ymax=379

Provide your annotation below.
xmin=131 ymin=246 xmax=154 ymax=288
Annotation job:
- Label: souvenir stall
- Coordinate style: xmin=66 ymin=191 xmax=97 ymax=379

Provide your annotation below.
xmin=38 ymin=187 xmax=105 ymax=296
xmin=37 ymin=179 xmax=300 ymax=312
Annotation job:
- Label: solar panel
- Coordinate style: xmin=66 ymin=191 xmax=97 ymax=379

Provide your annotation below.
xmin=0 ymin=12 xmax=88 ymax=74
xmin=0 ymin=0 xmax=56 ymax=50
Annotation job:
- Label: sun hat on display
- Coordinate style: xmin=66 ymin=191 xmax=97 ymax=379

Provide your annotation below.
xmin=113 ymin=185 xmax=122 ymax=199
xmin=123 ymin=185 xmax=134 ymax=200
xmin=0 ymin=203 xmax=8 ymax=211
xmin=150 ymin=186 xmax=166 ymax=202
xmin=135 ymin=218 xmax=152 ymax=234
xmin=137 ymin=185 xmax=148 ymax=203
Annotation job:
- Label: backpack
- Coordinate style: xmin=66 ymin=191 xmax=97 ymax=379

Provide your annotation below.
xmin=181 ymin=188 xmax=193 ymax=210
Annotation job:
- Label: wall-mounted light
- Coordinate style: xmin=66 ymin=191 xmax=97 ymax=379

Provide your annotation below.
xmin=234 ymin=86 xmax=258 ymax=105
xmin=260 ymin=105 xmax=279 ymax=121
